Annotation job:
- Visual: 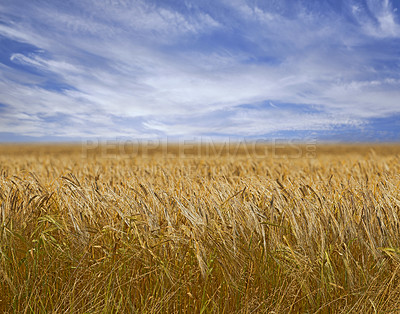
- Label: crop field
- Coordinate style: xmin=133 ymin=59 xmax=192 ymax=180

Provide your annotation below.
xmin=0 ymin=143 xmax=400 ymax=313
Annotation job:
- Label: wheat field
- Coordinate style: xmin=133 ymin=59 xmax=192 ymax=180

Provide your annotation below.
xmin=0 ymin=143 xmax=400 ymax=313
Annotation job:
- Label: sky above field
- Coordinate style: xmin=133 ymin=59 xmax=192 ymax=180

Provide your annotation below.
xmin=0 ymin=0 xmax=400 ymax=142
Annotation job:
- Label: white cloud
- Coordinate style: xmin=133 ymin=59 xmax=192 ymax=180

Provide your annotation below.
xmin=0 ymin=0 xmax=399 ymax=139
xmin=352 ymin=0 xmax=400 ymax=37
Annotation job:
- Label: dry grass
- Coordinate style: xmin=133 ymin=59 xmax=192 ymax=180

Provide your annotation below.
xmin=1 ymin=143 xmax=400 ymax=313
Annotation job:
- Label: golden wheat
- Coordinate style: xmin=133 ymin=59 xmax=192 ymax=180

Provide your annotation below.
xmin=0 ymin=143 xmax=399 ymax=312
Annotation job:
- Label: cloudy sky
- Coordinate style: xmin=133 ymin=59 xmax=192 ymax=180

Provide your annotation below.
xmin=0 ymin=0 xmax=399 ymax=142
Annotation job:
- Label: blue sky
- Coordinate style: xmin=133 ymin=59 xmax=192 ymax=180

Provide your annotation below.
xmin=0 ymin=0 xmax=399 ymax=142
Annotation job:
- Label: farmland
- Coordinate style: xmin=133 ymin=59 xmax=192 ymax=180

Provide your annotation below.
xmin=1 ymin=143 xmax=400 ymax=312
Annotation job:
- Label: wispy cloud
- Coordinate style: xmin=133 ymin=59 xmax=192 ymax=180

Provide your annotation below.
xmin=352 ymin=0 xmax=400 ymax=37
xmin=0 ymin=0 xmax=399 ymax=140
